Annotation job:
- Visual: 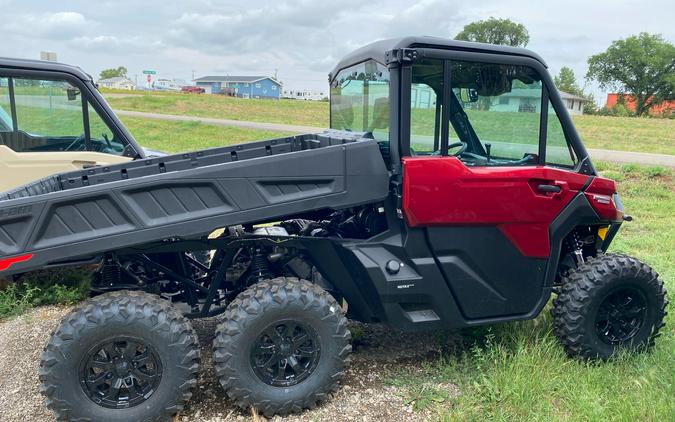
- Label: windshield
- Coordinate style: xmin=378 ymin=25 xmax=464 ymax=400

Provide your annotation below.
xmin=0 ymin=76 xmax=128 ymax=155
xmin=330 ymin=60 xmax=390 ymax=142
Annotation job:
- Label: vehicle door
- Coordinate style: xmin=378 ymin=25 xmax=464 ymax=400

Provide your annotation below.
xmin=0 ymin=74 xmax=133 ymax=192
xmin=401 ymin=54 xmax=590 ymax=320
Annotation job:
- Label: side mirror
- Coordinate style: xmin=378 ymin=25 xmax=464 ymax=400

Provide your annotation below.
xmin=66 ymin=88 xmax=80 ymax=101
xmin=459 ymin=88 xmax=478 ymax=103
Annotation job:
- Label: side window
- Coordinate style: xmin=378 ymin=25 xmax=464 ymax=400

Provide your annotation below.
xmin=450 ymin=61 xmax=541 ymax=164
xmin=13 ymin=78 xmax=85 ymax=138
xmin=0 ymin=76 xmax=127 ymax=155
xmin=88 ymin=106 xmax=124 ymax=154
xmin=410 ymin=59 xmax=444 ymax=155
xmin=546 ymin=100 xmax=577 ymax=167
xmin=0 ymin=77 xmax=13 ymax=132
xmin=330 ymin=60 xmax=390 ymax=143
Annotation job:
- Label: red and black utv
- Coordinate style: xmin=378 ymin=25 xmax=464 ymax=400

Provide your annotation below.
xmin=0 ymin=37 xmax=666 ymax=421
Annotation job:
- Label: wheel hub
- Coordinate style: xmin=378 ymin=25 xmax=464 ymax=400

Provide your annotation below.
xmin=79 ymin=337 xmax=163 ymax=409
xmin=595 ymin=286 xmax=647 ymax=345
xmin=250 ymin=320 xmax=321 ymax=387
xmin=113 ymin=360 xmax=131 ymax=377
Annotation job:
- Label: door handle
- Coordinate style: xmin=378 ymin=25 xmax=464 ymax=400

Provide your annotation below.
xmin=537 ymin=184 xmax=562 ymax=193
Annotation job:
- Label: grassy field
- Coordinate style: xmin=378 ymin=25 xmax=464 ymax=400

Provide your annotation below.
xmin=106 ymin=93 xmax=329 ymax=127
xmin=390 ymin=162 xmax=674 ymax=421
xmin=121 ymin=116 xmax=291 ymax=153
xmin=105 ymin=92 xmax=675 ymax=155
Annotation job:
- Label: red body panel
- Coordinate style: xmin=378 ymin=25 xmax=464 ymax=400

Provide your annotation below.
xmin=401 ymin=157 xmax=590 ymax=258
xmin=0 ymin=253 xmax=33 ymax=272
xmin=584 ymin=177 xmax=621 ymax=221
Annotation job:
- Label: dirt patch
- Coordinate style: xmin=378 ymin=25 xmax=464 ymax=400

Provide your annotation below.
xmin=0 ymin=306 xmax=462 ymax=422
xmin=657 ymin=175 xmax=675 ymax=192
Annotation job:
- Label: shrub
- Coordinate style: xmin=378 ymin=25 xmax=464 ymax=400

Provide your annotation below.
xmin=0 ymin=267 xmax=92 ymax=319
xmin=612 ymin=103 xmax=631 ymax=117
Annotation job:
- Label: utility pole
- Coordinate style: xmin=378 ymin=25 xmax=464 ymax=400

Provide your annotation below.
xmin=274 ymin=68 xmax=278 ymax=80
xmin=192 ymin=70 xmax=196 ymax=81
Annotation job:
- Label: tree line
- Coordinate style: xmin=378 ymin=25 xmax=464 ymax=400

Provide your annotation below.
xmin=455 ymin=17 xmax=674 ymax=117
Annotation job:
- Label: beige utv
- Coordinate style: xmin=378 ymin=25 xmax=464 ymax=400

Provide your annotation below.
xmin=1 ymin=61 xmax=153 ymax=193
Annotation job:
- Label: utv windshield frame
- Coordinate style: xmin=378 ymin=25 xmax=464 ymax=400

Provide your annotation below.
xmin=0 ymin=68 xmax=143 ymax=158
xmin=329 ymin=46 xmax=594 ymax=175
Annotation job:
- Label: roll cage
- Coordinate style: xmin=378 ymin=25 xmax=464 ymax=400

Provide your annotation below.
xmin=329 ymin=44 xmax=596 ymax=176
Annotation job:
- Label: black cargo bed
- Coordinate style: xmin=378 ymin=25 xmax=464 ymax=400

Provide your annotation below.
xmin=0 ymin=131 xmax=389 ymax=275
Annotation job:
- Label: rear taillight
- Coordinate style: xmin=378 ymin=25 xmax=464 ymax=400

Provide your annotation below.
xmin=584 ymin=177 xmax=622 ymax=221
xmin=0 ymin=253 xmax=33 ymax=272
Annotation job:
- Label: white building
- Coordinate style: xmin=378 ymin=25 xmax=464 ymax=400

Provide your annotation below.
xmin=282 ymin=89 xmax=327 ymax=101
xmin=152 ymin=79 xmax=183 ymax=91
xmin=559 ymin=91 xmax=588 ymax=115
xmin=97 ymin=76 xmax=135 ymax=90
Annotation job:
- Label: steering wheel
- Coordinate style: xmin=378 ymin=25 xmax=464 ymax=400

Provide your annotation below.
xmin=410 ymin=140 xmax=468 ymax=157
xmin=449 ymin=141 xmax=468 ymax=156
xmin=64 ymin=133 xmax=86 ymax=151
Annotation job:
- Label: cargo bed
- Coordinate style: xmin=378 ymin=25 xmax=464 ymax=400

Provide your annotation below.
xmin=0 ymin=131 xmax=389 ymax=275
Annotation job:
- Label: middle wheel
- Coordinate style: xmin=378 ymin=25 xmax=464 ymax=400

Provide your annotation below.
xmin=213 ymin=277 xmax=351 ymax=417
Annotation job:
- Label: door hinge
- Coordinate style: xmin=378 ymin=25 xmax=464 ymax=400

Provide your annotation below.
xmin=385 ymin=48 xmax=419 ymax=66
xmin=390 ymin=178 xmax=404 ymax=219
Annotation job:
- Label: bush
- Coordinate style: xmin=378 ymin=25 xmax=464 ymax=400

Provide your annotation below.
xmin=611 ymin=103 xmax=631 ymax=117
xmin=0 ymin=267 xmax=92 ymax=319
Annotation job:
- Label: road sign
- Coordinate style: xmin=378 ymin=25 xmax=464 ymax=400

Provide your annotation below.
xmin=142 ymin=70 xmax=157 ymax=75
xmin=147 ymin=75 xmax=152 ymax=83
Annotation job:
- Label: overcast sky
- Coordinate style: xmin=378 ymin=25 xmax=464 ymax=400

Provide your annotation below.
xmin=1 ymin=0 xmax=673 ymax=102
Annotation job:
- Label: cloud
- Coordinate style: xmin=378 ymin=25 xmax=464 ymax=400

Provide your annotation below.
xmin=0 ymin=0 xmax=672 ymax=94
xmin=69 ymin=35 xmax=164 ymax=54
xmin=380 ymin=0 xmax=467 ymax=38
xmin=5 ymin=11 xmax=95 ymax=40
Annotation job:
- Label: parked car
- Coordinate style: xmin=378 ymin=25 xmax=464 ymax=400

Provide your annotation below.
xmin=181 ymin=85 xmax=205 ymax=94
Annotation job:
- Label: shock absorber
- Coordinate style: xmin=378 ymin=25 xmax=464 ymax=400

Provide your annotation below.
xmin=250 ymin=248 xmax=271 ymax=281
xmin=570 ymin=230 xmax=585 ymax=265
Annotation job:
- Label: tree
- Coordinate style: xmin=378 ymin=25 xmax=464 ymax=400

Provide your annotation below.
xmin=455 ymin=17 xmax=530 ymax=47
xmin=553 ymin=67 xmax=599 ymax=114
xmin=554 ymin=67 xmax=583 ymax=96
xmin=586 ymin=33 xmax=675 ymax=116
xmin=99 ymin=66 xmax=128 ymax=80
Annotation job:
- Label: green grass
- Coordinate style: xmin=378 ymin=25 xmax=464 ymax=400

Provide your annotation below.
xmin=0 ymin=267 xmax=91 ymax=319
xmin=105 ymin=92 xmax=675 ymax=155
xmin=574 ymin=115 xmax=675 ymax=155
xmin=120 ymin=116 xmax=292 ymax=153
xmin=389 ymin=163 xmax=674 ymax=421
xmin=106 ymin=92 xmax=328 ymax=127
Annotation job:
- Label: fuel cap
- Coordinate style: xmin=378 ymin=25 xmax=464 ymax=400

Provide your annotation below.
xmin=385 ymin=260 xmax=401 ymax=274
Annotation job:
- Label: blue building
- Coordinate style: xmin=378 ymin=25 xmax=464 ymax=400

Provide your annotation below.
xmin=193 ymin=75 xmax=282 ymax=99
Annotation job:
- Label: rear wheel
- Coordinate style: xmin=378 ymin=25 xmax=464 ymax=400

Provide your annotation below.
xmin=39 ymin=290 xmax=200 ymax=421
xmin=552 ymin=254 xmax=667 ymax=360
xmin=213 ymin=277 xmax=351 ymax=417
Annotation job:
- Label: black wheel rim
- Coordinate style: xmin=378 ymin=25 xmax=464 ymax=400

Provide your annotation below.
xmin=79 ymin=336 xmax=163 ymax=409
xmin=595 ymin=287 xmax=647 ymax=345
xmin=250 ymin=320 xmax=321 ymax=387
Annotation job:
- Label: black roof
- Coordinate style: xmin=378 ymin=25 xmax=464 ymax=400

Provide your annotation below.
xmin=329 ymin=36 xmax=547 ymax=80
xmin=0 ymin=57 xmax=93 ymax=81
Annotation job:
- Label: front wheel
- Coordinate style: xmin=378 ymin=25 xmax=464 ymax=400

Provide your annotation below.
xmin=213 ymin=277 xmax=351 ymax=417
xmin=552 ymin=254 xmax=667 ymax=360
